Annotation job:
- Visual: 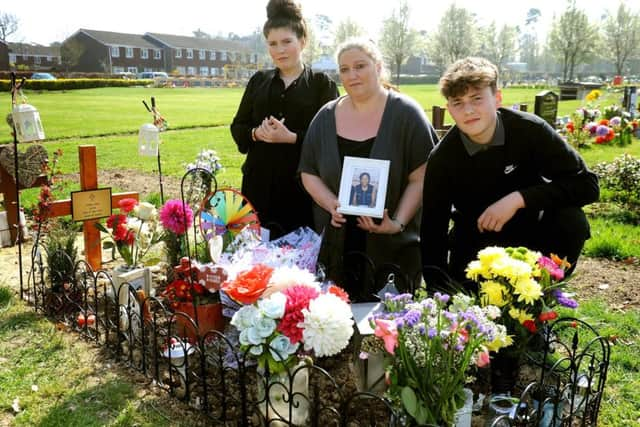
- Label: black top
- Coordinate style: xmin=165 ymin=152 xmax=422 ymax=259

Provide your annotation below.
xmin=230 ymin=66 xmax=339 ymax=237
xmin=421 ymin=108 xmax=599 ymax=276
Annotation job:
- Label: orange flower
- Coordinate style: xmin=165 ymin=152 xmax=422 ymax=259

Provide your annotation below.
xmin=222 ymin=264 xmax=273 ymax=304
xmin=327 ymin=285 xmax=350 ymax=303
xmin=550 ymin=253 xmax=571 ymax=269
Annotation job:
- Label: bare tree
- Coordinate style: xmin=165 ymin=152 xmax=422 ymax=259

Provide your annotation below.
xmin=0 ymin=12 xmax=18 ymax=42
xmin=520 ymin=8 xmax=542 ymax=73
xmin=333 ymin=18 xmax=365 ymax=51
xmin=603 ymin=3 xmax=640 ymax=76
xmin=548 ymin=0 xmax=599 ymax=82
xmin=379 ymin=0 xmax=419 ymax=86
xmin=428 ymin=4 xmax=477 ymax=72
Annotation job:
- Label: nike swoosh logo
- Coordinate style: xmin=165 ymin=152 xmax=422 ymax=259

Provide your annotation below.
xmin=504 ymin=164 xmax=518 ymax=174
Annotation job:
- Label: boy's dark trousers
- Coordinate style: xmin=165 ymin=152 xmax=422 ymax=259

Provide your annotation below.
xmin=448 ymin=207 xmax=590 ymax=283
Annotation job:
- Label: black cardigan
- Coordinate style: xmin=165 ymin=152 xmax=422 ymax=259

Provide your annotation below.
xmin=420 ymin=108 xmax=600 ymax=272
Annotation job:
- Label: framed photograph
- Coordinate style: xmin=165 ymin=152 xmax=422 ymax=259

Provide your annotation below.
xmin=336 ymin=156 xmax=390 ymax=218
xmin=114 ymin=267 xmax=152 ymax=306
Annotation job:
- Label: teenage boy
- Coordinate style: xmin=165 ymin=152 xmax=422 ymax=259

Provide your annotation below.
xmin=421 ymin=57 xmax=599 ymax=287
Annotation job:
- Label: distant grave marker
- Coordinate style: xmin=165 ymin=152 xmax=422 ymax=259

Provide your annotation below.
xmin=534 ymin=90 xmax=559 ymax=127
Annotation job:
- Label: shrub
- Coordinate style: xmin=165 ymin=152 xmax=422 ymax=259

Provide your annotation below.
xmin=0 ymin=78 xmax=153 ymax=91
xmin=44 ymin=220 xmax=80 ymax=291
xmin=592 ymin=154 xmax=640 ymax=218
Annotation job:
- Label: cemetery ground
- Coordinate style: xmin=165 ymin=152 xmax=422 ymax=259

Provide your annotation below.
xmin=0 ymin=86 xmax=639 ymax=425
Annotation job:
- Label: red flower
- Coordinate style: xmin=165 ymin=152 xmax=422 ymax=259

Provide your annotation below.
xmin=222 ymin=264 xmax=273 ymax=305
xmin=327 ymin=285 xmax=350 ymax=303
xmin=277 ymin=285 xmax=320 ymax=343
xmin=118 ymin=198 xmax=138 ymax=214
xmin=523 ymin=319 xmax=538 ymax=334
xmin=599 ymin=119 xmax=609 ymax=126
xmin=566 ymin=122 xmax=575 ymax=133
xmin=106 ymin=214 xmax=126 ymax=229
xmin=538 ymin=310 xmax=558 ymax=322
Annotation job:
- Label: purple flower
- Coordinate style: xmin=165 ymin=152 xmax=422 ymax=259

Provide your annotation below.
xmin=596 ymin=125 xmax=610 ymax=137
xmin=558 ymin=296 xmax=579 ymax=308
xmin=403 ymin=309 xmax=422 ymax=327
xmin=418 ymin=324 xmax=426 ymax=335
xmin=395 ymin=318 xmax=405 ymax=329
xmin=609 ymin=116 xmax=622 ymax=127
xmin=428 ymin=328 xmax=437 ymax=338
xmin=434 ymin=292 xmax=450 ymax=303
xmin=455 ymin=344 xmax=464 ymax=352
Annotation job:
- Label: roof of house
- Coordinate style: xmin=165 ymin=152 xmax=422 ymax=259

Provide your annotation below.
xmin=77 ymin=29 xmax=161 ymax=49
xmin=8 ymin=43 xmax=60 ymax=56
xmin=145 ymin=33 xmax=250 ymax=52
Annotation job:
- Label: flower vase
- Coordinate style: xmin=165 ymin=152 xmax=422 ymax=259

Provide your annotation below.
xmin=454 ymin=388 xmax=474 ymax=427
xmin=490 ymin=351 xmax=521 ymax=395
xmin=174 ymin=302 xmax=224 ymax=342
xmin=257 ymin=361 xmax=310 ymax=427
xmin=356 ymin=351 xmax=386 ymax=393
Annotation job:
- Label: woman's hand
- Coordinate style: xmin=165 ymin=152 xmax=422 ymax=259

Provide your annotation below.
xmin=328 ymin=199 xmax=346 ymax=228
xmin=257 ymin=116 xmax=297 ymax=143
xmin=356 ymin=209 xmax=401 ymax=234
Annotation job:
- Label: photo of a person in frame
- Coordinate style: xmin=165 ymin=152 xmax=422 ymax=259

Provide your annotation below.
xmin=350 ymin=171 xmax=377 ymax=207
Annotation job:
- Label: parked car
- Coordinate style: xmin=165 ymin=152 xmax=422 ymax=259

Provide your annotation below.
xmin=30 ymin=72 xmax=56 ymax=80
xmin=114 ymin=71 xmax=136 ymax=79
xmin=137 ymin=72 xmax=169 ymax=80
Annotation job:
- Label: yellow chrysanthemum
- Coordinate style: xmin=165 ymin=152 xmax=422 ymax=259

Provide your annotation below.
xmin=513 ymin=277 xmax=543 ymax=305
xmin=479 ymin=280 xmax=509 ymax=307
xmin=492 ymin=257 xmax=532 ymax=285
xmin=465 ymin=260 xmax=486 ymax=281
xmin=478 ymin=246 xmax=508 ymax=268
xmin=509 ymin=307 xmax=534 ymax=324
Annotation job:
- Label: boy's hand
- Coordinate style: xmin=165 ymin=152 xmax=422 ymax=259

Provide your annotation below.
xmin=477 ymin=191 xmax=525 ymax=232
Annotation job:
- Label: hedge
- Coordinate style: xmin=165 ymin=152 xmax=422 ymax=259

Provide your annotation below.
xmin=0 ymin=78 xmax=153 ymax=91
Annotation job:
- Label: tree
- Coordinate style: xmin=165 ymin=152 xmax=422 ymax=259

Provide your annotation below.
xmin=603 ymin=3 xmax=640 ymax=76
xmin=333 ymin=18 xmax=365 ymax=50
xmin=193 ymin=28 xmax=212 ymax=39
xmin=428 ymin=4 xmax=477 ymax=72
xmin=379 ymin=0 xmax=419 ymax=86
xmin=548 ymin=0 xmax=599 ymax=82
xmin=0 ymin=12 xmax=18 ymax=42
xmin=520 ymin=8 xmax=542 ymax=73
xmin=60 ymin=39 xmax=85 ymax=72
xmin=479 ymin=22 xmax=517 ymax=73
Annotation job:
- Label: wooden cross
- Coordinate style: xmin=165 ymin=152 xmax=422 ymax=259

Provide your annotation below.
xmin=47 ymin=145 xmax=138 ymax=271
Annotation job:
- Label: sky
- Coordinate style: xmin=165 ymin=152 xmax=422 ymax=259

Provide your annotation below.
xmin=3 ymin=0 xmax=628 ymax=46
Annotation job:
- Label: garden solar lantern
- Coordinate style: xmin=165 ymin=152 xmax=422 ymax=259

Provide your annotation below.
xmin=138 ymin=123 xmax=160 ymax=156
xmin=12 ymin=103 xmax=45 ymax=142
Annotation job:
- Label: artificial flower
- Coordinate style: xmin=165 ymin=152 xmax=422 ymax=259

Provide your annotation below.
xmin=159 ymin=199 xmax=193 ymax=236
xmin=277 ymin=285 xmax=319 ymax=344
xmin=299 ymin=293 xmax=354 ymax=357
xmin=374 ymin=318 xmax=399 ymax=355
xmin=222 ymin=264 xmax=273 ymax=305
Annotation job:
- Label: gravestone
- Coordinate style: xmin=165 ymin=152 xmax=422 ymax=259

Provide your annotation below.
xmin=623 ymin=86 xmax=637 ymax=116
xmin=534 ymin=90 xmax=559 ymax=127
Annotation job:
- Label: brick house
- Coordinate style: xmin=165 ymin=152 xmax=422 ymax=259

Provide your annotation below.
xmin=0 ymin=41 xmax=8 ymax=70
xmin=143 ymin=33 xmax=256 ymax=77
xmin=58 ymin=29 xmax=257 ymax=76
xmin=61 ymin=29 xmax=165 ymax=73
xmin=7 ymin=42 xmax=61 ymax=71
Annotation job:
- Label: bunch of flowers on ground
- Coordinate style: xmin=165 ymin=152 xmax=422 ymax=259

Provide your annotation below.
xmin=184 ymin=149 xmax=224 ymax=176
xmin=465 ymin=246 xmax=577 ymax=353
xmin=371 ymin=292 xmax=507 ymax=426
xmin=96 ymin=198 xmax=161 ymax=266
xmin=225 ymin=263 xmax=353 ymax=372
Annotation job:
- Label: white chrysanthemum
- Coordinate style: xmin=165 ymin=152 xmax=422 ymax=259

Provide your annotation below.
xmin=135 ymin=202 xmax=157 ymax=221
xmin=299 ymin=293 xmax=353 ymax=357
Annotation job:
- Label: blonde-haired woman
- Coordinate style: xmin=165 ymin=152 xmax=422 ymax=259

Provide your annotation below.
xmin=299 ymin=38 xmax=437 ymax=300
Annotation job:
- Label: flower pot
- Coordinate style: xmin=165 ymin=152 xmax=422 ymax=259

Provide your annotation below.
xmin=174 ymin=302 xmax=224 ymax=342
xmin=257 ymin=361 xmax=309 ymax=427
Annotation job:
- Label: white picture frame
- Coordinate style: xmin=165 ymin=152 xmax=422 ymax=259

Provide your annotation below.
xmin=336 ymin=156 xmax=390 ymax=219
